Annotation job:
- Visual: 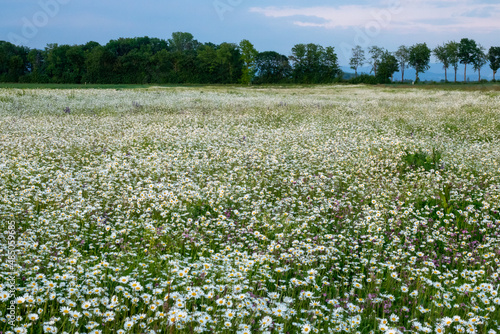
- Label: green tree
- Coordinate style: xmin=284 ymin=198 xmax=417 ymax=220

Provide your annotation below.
xmin=216 ymin=42 xmax=242 ymax=83
xmin=83 ymin=46 xmax=117 ymax=84
xmin=446 ymin=41 xmax=460 ymax=83
xmin=239 ymin=39 xmax=258 ymax=85
xmin=376 ymin=51 xmax=399 ymax=83
xmin=27 ymin=49 xmax=46 ymax=82
xmin=168 ymin=32 xmax=197 ymax=52
xmin=322 ymin=46 xmax=342 ymax=82
xmin=409 ymin=43 xmax=431 ymax=82
xmin=254 ymin=51 xmax=291 ymax=84
xmin=433 ymin=44 xmax=451 ymax=82
xmin=395 ymin=45 xmax=410 ymax=82
xmin=116 ymin=48 xmax=152 ymax=83
xmin=488 ymin=46 xmax=500 ymax=81
xmin=197 ymin=44 xmax=218 ymax=82
xmin=289 ymin=44 xmax=308 ymax=83
xmin=472 ymin=45 xmax=487 ymax=82
xmin=44 ymin=44 xmax=68 ymax=83
xmin=368 ymin=46 xmax=384 ymax=77
xmin=290 ymin=43 xmax=340 ymax=83
xmin=0 ymin=41 xmax=29 ymax=82
xmin=458 ymin=38 xmax=480 ymax=82
xmin=151 ymin=49 xmax=174 ymax=83
xmin=349 ymin=45 xmax=365 ymax=78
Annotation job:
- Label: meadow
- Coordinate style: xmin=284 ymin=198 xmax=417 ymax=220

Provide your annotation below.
xmin=0 ymin=85 xmax=499 ymax=334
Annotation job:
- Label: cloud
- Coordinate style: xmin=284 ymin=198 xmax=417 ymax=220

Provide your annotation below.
xmin=249 ymin=0 xmax=500 ymax=33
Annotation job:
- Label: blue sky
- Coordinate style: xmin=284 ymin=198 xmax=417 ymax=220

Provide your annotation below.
xmin=1 ymin=0 xmax=499 ymax=67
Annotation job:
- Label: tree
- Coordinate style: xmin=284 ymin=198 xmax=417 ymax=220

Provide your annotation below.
xmin=197 ymin=44 xmax=218 ymax=82
xmin=368 ymin=46 xmax=384 ymax=77
xmin=239 ymin=39 xmax=258 ymax=85
xmin=289 ymin=43 xmax=340 ymax=83
xmin=376 ymin=51 xmax=399 ymax=83
xmin=216 ymin=42 xmax=242 ymax=83
xmin=409 ymin=43 xmax=431 ymax=82
xmin=168 ymin=32 xmax=197 ymax=52
xmin=254 ymin=51 xmax=291 ymax=84
xmin=151 ymin=49 xmax=174 ymax=83
xmin=488 ymin=47 xmax=500 ymax=81
xmin=349 ymin=46 xmax=365 ymax=78
xmin=433 ymin=44 xmax=451 ymax=82
xmin=446 ymin=41 xmax=460 ymax=83
xmin=83 ymin=46 xmax=117 ymax=84
xmin=289 ymin=44 xmax=308 ymax=83
xmin=27 ymin=48 xmax=45 ymax=81
xmin=395 ymin=45 xmax=410 ymax=83
xmin=472 ymin=45 xmax=487 ymax=82
xmin=458 ymin=38 xmax=480 ymax=82
xmin=0 ymin=41 xmax=29 ymax=82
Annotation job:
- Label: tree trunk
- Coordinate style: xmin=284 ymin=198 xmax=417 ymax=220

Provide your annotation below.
xmin=355 ymin=68 xmax=358 ymax=78
xmin=401 ymin=67 xmax=404 ymax=83
xmin=494 ymin=70 xmax=497 ymax=81
xmin=416 ymin=70 xmax=419 ymax=82
xmin=454 ymin=68 xmax=457 ymax=83
xmin=445 ymin=67 xmax=447 ymax=82
xmin=478 ymin=68 xmax=481 ymax=82
xmin=464 ymin=63 xmax=467 ymax=82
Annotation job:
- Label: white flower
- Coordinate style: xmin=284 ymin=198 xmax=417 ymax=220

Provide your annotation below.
xmin=302 ymin=323 xmax=313 ymax=333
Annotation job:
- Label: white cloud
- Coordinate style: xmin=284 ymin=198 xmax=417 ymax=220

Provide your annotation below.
xmin=249 ymin=1 xmax=500 ymax=33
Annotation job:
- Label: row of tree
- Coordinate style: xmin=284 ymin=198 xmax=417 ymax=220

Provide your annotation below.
xmin=0 ymin=32 xmax=342 ymax=85
xmin=1 ymin=33 xmax=499 ymax=84
xmin=350 ymin=39 xmax=500 ymax=83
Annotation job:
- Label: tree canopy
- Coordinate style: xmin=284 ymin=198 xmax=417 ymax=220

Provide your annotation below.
xmin=0 ymin=34 xmax=498 ymax=84
xmin=409 ymin=43 xmax=431 ymax=82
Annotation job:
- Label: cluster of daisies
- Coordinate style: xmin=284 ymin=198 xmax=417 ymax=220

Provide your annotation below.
xmin=0 ymin=86 xmax=499 ymax=333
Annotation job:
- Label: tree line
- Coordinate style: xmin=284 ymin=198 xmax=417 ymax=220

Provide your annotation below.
xmin=350 ymin=39 xmax=500 ymax=83
xmin=0 ymin=32 xmax=341 ymax=85
xmin=0 ymin=32 xmax=499 ymax=85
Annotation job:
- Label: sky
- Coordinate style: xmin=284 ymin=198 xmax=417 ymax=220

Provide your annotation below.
xmin=1 ymin=0 xmax=499 ymax=68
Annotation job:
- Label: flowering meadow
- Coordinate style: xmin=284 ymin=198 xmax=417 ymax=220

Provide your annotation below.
xmin=1 ymin=86 xmax=500 ymax=334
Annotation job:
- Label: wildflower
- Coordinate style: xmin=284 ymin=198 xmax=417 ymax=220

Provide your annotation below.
xmin=124 ymin=320 xmax=134 ymax=330
xmin=435 ymin=325 xmax=445 ymax=334
xmin=302 ymin=323 xmax=313 ymax=333
xmin=260 ymin=316 xmax=272 ymax=328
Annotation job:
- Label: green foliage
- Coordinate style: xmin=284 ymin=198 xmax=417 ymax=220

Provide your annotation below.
xmin=400 ymin=149 xmax=442 ymax=173
xmin=349 ymin=45 xmax=365 ymax=77
xmin=376 ymin=51 xmax=399 ymax=82
xmin=239 ymin=39 xmax=258 ymax=85
xmin=348 ymin=73 xmax=379 ymax=85
xmin=254 ymin=51 xmax=291 ymax=84
xmin=458 ymin=38 xmax=479 ymax=66
xmin=458 ymin=38 xmax=482 ymax=82
xmin=0 ymin=41 xmax=29 ymax=82
xmin=394 ymin=45 xmax=410 ymax=82
xmin=488 ymin=46 xmax=500 ymax=80
xmin=445 ymin=41 xmax=460 ymax=82
xmin=289 ymin=43 xmax=341 ymax=83
xmin=433 ymin=43 xmax=452 ymax=81
xmin=409 ymin=43 xmax=431 ymax=82
xmin=368 ymin=46 xmax=385 ymax=77
xmin=1 ymin=35 xmax=498 ymax=85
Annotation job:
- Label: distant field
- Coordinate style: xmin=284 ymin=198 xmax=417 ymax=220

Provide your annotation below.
xmin=1 ymin=82 xmax=500 ymax=92
xmin=1 ymin=86 xmax=499 ymax=333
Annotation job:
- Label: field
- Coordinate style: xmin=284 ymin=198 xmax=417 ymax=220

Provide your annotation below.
xmin=0 ymin=85 xmax=500 ymax=334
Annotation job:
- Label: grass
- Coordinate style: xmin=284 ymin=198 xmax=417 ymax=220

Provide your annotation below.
xmin=1 ymin=81 xmax=499 ymax=92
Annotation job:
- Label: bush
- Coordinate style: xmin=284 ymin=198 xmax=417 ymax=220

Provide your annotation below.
xmin=400 ymin=149 xmax=443 ymax=173
xmin=349 ymin=74 xmax=378 ymax=85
